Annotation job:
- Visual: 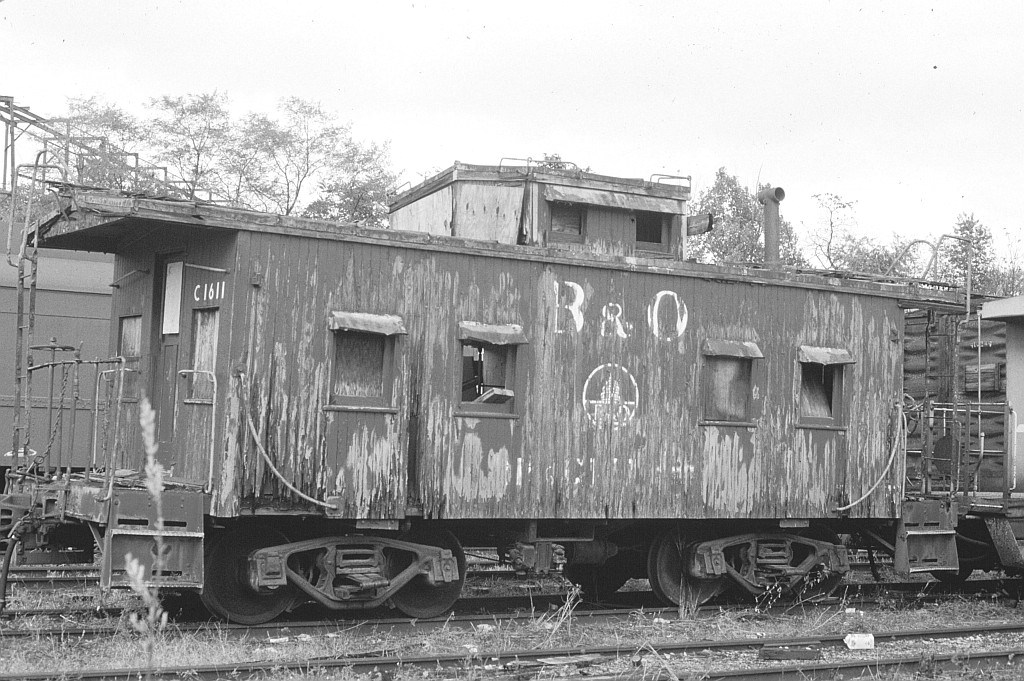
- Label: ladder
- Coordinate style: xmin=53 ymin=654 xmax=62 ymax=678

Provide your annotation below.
xmin=5 ymin=153 xmax=66 ymax=482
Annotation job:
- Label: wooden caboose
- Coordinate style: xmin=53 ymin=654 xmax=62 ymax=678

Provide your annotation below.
xmin=2 ymin=161 xmax=963 ymax=622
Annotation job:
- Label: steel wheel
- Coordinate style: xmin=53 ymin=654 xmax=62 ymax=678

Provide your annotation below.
xmin=647 ymin=530 xmax=726 ymax=608
xmin=386 ymin=528 xmax=466 ymax=619
xmin=201 ymin=527 xmax=295 ymax=625
xmin=931 ymin=567 xmax=974 ymax=585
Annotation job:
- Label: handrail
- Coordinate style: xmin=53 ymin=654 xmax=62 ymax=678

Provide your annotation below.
xmin=175 ymin=369 xmax=218 ymax=493
xmin=5 ymin=153 xmax=66 ymax=266
xmin=94 ymin=357 xmax=126 ymax=503
xmin=1009 ymin=406 xmax=1018 ymax=494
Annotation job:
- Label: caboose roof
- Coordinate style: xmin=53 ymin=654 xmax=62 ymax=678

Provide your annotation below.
xmin=35 ymin=188 xmax=963 ymax=310
xmin=982 ymin=294 xmax=1024 ymax=320
xmin=388 ymin=161 xmax=691 ymax=215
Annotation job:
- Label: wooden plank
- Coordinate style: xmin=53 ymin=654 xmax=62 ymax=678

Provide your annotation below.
xmin=453 ymin=182 xmax=522 ymax=244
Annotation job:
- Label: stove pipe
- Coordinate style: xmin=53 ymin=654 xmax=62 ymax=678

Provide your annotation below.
xmin=756 ymin=186 xmax=786 ymax=268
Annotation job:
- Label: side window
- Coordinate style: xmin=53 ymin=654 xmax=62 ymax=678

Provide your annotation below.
xmin=458 ymin=322 xmax=527 ymax=414
xmin=797 ymin=346 xmax=854 ymax=426
xmin=702 ymin=340 xmax=763 ymax=424
xmin=161 ymin=261 xmax=183 ymax=335
xmin=634 ymin=211 xmax=668 ymax=252
xmin=328 ymin=312 xmax=405 ymax=408
xmin=549 ymin=202 xmax=584 ymax=242
xmin=118 ymin=315 xmax=142 ymax=400
xmin=188 ymin=308 xmax=219 ymax=401
xmin=333 ymin=331 xmax=387 ymax=403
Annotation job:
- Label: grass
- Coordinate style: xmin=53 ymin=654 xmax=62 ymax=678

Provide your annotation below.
xmin=3 ymin=588 xmax=1023 ymax=678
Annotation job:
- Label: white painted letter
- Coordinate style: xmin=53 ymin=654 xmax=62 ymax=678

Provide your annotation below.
xmin=600 ymin=303 xmax=631 ymax=338
xmin=554 ymin=280 xmax=585 ymax=334
xmin=193 ymin=285 xmax=202 ymax=302
xmin=648 ymin=290 xmax=688 ymax=341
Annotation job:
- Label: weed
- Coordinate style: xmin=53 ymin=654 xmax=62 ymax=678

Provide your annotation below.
xmin=532 ymin=582 xmax=582 ymax=646
xmin=123 ymin=397 xmax=167 ymax=678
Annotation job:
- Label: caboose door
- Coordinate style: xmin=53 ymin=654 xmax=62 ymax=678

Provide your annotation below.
xmin=152 ymin=254 xmax=225 ymax=486
xmin=153 ymin=256 xmax=184 ymax=475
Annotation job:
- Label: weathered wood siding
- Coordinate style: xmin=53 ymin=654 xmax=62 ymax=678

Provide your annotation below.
xmin=452 ymin=182 xmax=523 ymax=243
xmin=105 ymin=227 xmax=236 ymax=487
xmin=411 ymin=261 xmax=902 ymax=520
xmin=218 ymin=231 xmax=410 ymax=518
xmin=213 ymin=232 xmax=902 ymax=521
xmin=389 ymin=185 xmax=452 ymax=236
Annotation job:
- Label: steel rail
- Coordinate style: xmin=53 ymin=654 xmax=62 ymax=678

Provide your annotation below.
xmin=5 ymin=621 xmax=1024 ymax=680
xmin=0 ymin=605 xmax=121 ymax=621
xmin=613 ymin=647 xmax=1024 ymax=681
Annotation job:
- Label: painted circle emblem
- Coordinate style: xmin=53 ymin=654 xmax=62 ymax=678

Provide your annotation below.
xmin=582 ymin=363 xmax=638 ymax=430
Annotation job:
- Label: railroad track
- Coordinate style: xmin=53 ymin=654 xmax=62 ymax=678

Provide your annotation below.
xmin=3 ymin=578 xmax=1019 ymax=641
xmin=3 ymin=575 xmax=1019 ymax=621
xmin=0 ymin=563 xmax=521 ymax=591
xmin=4 ymin=620 xmax=1024 ymax=680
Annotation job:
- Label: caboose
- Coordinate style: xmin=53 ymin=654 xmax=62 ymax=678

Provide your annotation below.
xmin=0 ymin=160 xmax=981 ymax=623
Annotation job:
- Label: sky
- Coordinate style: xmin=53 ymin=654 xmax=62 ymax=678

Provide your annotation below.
xmin=2 ymin=1 xmax=1023 ymax=262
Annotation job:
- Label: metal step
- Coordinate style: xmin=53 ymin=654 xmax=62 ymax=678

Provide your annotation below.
xmin=896 ymin=500 xmax=960 ymax=575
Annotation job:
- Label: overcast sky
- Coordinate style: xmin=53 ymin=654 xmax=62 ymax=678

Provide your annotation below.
xmin=3 ymin=1 xmax=1022 ymax=259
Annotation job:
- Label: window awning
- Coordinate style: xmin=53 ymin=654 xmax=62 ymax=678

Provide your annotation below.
xmin=543 ymin=184 xmax=686 ymax=214
xmin=329 ymin=312 xmax=407 ymax=336
xmin=798 ymin=346 xmax=855 ymax=365
xmin=702 ymin=339 xmax=764 ymax=358
xmin=458 ymin=322 xmax=527 ymax=345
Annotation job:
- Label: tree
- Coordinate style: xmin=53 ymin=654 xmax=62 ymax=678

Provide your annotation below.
xmin=991 ymin=228 xmax=1024 ymax=297
xmin=303 ymin=139 xmax=399 ymax=228
xmin=147 ymin=92 xmax=232 ymax=200
xmin=688 ymin=168 xmax=805 ymax=266
xmin=936 ymin=213 xmax=998 ymax=294
xmin=805 ymin=193 xmax=920 ymax=277
xmin=62 ymin=97 xmax=151 ymax=190
xmin=53 ymin=93 xmax=400 ymax=222
xmin=808 ymin=193 xmax=856 ymax=270
xmin=224 ymin=98 xmax=346 ymax=215
xmin=834 ymin=234 xmax=922 ymax=277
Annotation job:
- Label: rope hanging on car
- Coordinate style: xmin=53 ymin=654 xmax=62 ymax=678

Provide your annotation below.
xmin=237 ymin=373 xmax=338 ymax=512
xmin=833 ymin=403 xmax=907 ymax=513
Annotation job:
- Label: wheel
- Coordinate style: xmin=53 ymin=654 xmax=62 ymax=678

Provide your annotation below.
xmin=647 ymin=530 xmax=726 ymax=608
xmin=200 ymin=527 xmax=295 ymax=625
xmin=386 ymin=528 xmax=466 ymax=619
xmin=563 ymin=555 xmax=631 ymax=599
xmin=931 ymin=567 xmax=974 ymax=585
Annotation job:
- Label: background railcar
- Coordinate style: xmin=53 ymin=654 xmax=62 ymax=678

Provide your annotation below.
xmin=0 ymin=249 xmax=111 ymax=472
xmin=4 ymin=162 xmax=1008 ymax=624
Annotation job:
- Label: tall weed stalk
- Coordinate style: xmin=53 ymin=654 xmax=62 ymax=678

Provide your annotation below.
xmin=124 ymin=397 xmax=167 ymax=677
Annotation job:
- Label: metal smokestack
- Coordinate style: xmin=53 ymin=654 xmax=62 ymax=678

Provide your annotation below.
xmin=756 ymin=186 xmax=785 ymax=268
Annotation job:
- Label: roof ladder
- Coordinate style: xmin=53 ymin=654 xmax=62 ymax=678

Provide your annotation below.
xmin=5 ymin=151 xmax=65 ymax=484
